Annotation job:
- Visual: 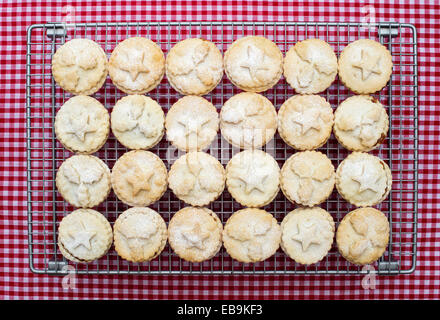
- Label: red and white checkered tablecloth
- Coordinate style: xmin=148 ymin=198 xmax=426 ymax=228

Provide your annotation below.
xmin=0 ymin=0 xmax=438 ymax=300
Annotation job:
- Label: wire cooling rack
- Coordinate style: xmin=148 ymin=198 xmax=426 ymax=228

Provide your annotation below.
xmin=26 ymin=22 xmax=418 ymax=275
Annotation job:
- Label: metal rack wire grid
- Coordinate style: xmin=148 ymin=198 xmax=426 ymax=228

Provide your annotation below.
xmin=26 ymin=22 xmax=418 ymax=275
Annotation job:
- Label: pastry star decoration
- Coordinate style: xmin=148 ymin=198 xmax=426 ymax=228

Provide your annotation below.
xmin=352 ymin=49 xmax=382 ymax=81
xmin=120 ymin=49 xmax=150 ymax=81
xmin=291 ymin=219 xmax=321 ymax=251
xmin=182 ymin=223 xmax=210 ymax=250
xmin=69 ymin=221 xmax=96 ymax=251
xmin=77 ymin=50 xmax=98 ymax=70
xmin=65 ymin=110 xmax=97 ymax=142
xmin=177 ymin=113 xmax=211 ymax=138
xmin=125 ymin=163 xmax=154 ymax=196
xmin=240 ymin=45 xmax=270 ymax=84
xmin=351 ymin=162 xmax=382 ymax=193
xmin=291 ymin=107 xmax=322 ymax=134
xmin=236 ymin=159 xmax=269 ymax=194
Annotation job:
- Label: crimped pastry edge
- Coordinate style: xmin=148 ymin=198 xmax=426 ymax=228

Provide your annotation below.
xmin=336 ymin=207 xmax=390 ymax=265
xmin=277 ymin=94 xmax=334 ymax=151
xmin=338 ymin=39 xmax=393 ymax=94
xmin=335 ymin=152 xmax=392 ymax=207
xmin=113 ymin=207 xmax=168 ymax=262
xmin=51 ymin=39 xmax=109 ymax=96
xmin=110 ymin=95 xmax=165 ymax=150
xmin=280 ymin=151 xmax=335 ymax=207
xmin=167 ymin=152 xmax=226 ymax=207
xmin=54 ymin=96 xmax=110 ymax=154
xmin=164 ymin=95 xmax=219 ymax=152
xmin=168 ymin=207 xmax=223 ymax=263
xmin=58 ymin=209 xmax=113 ymax=263
xmin=283 ymin=38 xmax=338 ymax=94
xmin=225 ymin=149 xmax=280 ymax=208
xmin=219 ymin=92 xmax=278 ymax=150
xmin=110 ymin=150 xmax=168 ymax=207
xmin=222 ymin=208 xmax=281 ymax=263
xmin=108 ymin=37 xmax=165 ymax=94
xmin=224 ymin=36 xmax=283 ymax=92
xmin=55 ymin=155 xmax=112 ymax=208
xmin=280 ymin=207 xmax=335 ymax=265
xmin=333 ymin=95 xmax=389 ymax=152
xmin=166 ymin=38 xmax=224 ymax=96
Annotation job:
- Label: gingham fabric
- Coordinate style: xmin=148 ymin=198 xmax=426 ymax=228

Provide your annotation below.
xmin=0 ymin=0 xmax=438 ymax=299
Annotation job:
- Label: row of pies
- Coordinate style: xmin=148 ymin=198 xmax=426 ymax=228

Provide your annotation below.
xmin=56 ymin=150 xmax=392 ymax=209
xmin=55 ymin=93 xmax=389 ymax=154
xmin=58 ymin=206 xmax=389 ymax=266
xmin=52 ymin=36 xmax=392 ymax=96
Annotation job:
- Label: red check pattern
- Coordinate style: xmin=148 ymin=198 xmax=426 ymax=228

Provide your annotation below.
xmin=0 ymin=0 xmax=439 ymax=300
